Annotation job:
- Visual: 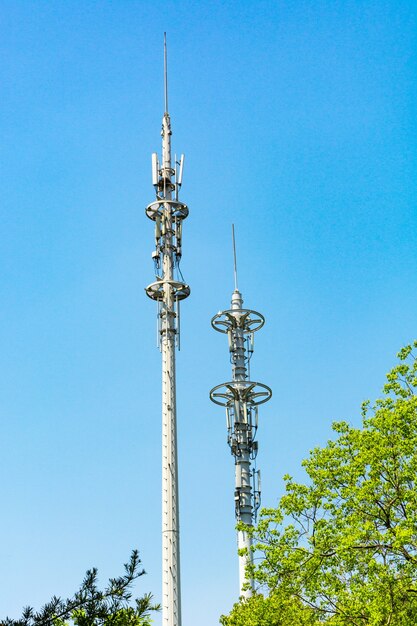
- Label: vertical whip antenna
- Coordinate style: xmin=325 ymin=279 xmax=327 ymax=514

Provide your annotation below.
xmin=210 ymin=234 xmax=272 ymax=599
xmin=164 ymin=32 xmax=168 ymax=114
xmin=145 ymin=34 xmax=189 ymax=626
xmin=232 ymin=224 xmax=238 ymax=292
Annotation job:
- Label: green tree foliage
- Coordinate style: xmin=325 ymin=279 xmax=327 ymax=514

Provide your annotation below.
xmin=220 ymin=593 xmax=317 ymax=625
xmin=2 ymin=550 xmax=159 ymax=626
xmin=221 ymin=342 xmax=417 ymax=626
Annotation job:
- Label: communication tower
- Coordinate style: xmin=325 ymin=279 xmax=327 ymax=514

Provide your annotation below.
xmin=210 ymin=227 xmax=272 ymax=598
xmin=145 ymin=34 xmax=189 ymax=626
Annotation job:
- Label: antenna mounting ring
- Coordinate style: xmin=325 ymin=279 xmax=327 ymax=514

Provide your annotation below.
xmin=145 ymin=280 xmax=190 ymax=301
xmin=211 ymin=309 xmax=265 ymax=334
xmin=209 ymin=380 xmax=272 ymax=407
xmin=146 ymin=199 xmax=189 ymax=221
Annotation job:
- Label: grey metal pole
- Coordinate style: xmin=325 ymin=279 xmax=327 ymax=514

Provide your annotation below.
xmin=230 ymin=289 xmax=254 ymax=595
xmin=161 ymin=108 xmax=181 ymax=626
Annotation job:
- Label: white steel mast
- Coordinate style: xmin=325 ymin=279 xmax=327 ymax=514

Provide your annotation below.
xmin=145 ymin=34 xmax=189 ymax=626
xmin=210 ymin=226 xmax=271 ymax=598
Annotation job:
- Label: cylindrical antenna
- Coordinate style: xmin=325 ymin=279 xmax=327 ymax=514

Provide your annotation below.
xmin=232 ymin=224 xmax=238 ymax=291
xmin=164 ymin=32 xmax=169 ymax=114
xmin=178 ymin=154 xmax=185 ymax=187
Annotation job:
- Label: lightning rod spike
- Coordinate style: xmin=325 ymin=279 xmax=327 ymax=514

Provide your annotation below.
xmin=232 ymin=224 xmax=238 ymax=292
xmin=164 ymin=32 xmax=168 ymax=114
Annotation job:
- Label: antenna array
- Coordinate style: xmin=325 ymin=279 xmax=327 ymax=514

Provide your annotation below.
xmin=210 ymin=230 xmax=272 ymax=598
xmin=145 ymin=34 xmax=189 ymax=626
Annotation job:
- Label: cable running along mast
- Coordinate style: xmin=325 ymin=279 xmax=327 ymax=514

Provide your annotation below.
xmin=145 ymin=34 xmax=189 ymax=626
xmin=210 ymin=226 xmax=272 ymax=598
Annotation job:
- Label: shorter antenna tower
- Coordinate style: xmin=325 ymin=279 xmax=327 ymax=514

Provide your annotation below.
xmin=210 ymin=226 xmax=272 ymax=598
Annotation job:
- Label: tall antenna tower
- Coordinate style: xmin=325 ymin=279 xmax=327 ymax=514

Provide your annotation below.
xmin=210 ymin=226 xmax=272 ymax=598
xmin=145 ymin=34 xmax=189 ymax=626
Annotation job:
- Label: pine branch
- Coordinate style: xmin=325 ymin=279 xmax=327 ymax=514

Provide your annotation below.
xmin=2 ymin=550 xmax=159 ymax=626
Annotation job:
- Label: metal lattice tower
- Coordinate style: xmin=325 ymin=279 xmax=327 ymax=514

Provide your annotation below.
xmin=210 ymin=227 xmax=272 ymax=598
xmin=145 ymin=34 xmax=189 ymax=626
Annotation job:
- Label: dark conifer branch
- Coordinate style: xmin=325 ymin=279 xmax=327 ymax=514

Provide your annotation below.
xmin=2 ymin=551 xmax=160 ymax=626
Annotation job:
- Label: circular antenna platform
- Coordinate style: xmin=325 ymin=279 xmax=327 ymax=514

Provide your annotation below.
xmin=146 ymin=199 xmax=189 ymax=221
xmin=145 ymin=280 xmax=190 ymax=301
xmin=209 ymin=380 xmax=272 ymax=407
xmin=211 ymin=309 xmax=265 ymax=334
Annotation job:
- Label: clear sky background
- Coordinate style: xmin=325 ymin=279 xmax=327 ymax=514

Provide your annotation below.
xmin=0 ymin=1 xmax=416 ymax=625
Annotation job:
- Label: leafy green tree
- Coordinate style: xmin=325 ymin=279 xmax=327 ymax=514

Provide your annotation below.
xmin=2 ymin=550 xmax=159 ymax=626
xmin=221 ymin=342 xmax=417 ymax=626
xmin=220 ymin=592 xmax=317 ymax=626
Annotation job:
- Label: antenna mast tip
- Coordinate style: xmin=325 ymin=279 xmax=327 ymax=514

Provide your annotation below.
xmin=232 ymin=224 xmax=239 ymax=292
xmin=163 ymin=33 xmax=168 ymax=114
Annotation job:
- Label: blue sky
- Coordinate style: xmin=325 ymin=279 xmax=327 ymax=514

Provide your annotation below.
xmin=0 ymin=1 xmax=416 ymax=625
